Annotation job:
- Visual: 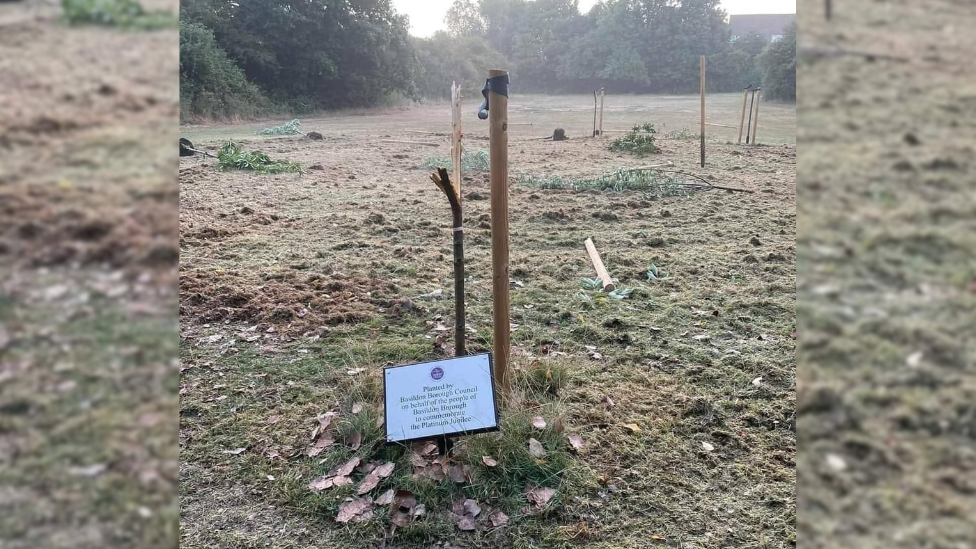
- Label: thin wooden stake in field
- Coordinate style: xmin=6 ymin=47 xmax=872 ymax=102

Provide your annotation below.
xmin=738 ymin=86 xmax=750 ymax=144
xmin=430 ymin=168 xmax=465 ymax=356
xmin=598 ymin=88 xmax=605 ymax=137
xmin=745 ymin=88 xmax=757 ymax=144
xmin=451 ymin=81 xmax=462 ymax=200
xmin=700 ymin=55 xmax=706 ymax=167
xmin=592 ymin=90 xmax=599 ymax=137
xmin=584 ymin=238 xmax=615 ymax=292
xmin=751 ymin=88 xmax=761 ymax=144
xmin=826 ymin=0 xmax=832 ymax=20
xmin=488 ymin=69 xmax=511 ymax=394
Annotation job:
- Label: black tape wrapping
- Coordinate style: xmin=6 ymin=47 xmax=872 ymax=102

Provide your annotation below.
xmin=478 ymin=74 xmax=510 ymax=120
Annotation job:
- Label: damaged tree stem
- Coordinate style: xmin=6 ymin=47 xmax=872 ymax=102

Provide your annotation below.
xmin=430 ymin=167 xmax=465 ymax=356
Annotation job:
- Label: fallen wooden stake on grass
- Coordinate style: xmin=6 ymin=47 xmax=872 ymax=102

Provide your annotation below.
xmin=705 ymin=122 xmax=736 ymax=129
xmin=584 ymin=238 xmax=615 ymax=292
xmin=379 ymin=140 xmax=440 ymax=147
xmin=183 ymin=146 xmax=217 ymax=159
xmin=404 ymin=130 xmax=446 ymax=136
xmin=430 ymin=167 xmax=465 ymax=356
xmin=620 ymin=162 xmax=674 ymax=172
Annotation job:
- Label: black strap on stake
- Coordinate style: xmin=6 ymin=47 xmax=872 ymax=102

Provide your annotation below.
xmin=478 ymin=74 xmax=510 ymax=120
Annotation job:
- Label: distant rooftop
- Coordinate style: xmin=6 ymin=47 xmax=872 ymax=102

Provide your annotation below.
xmin=728 ymin=13 xmax=796 ymax=39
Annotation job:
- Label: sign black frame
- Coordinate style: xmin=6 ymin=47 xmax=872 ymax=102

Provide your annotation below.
xmin=382 ymin=352 xmax=500 ymax=445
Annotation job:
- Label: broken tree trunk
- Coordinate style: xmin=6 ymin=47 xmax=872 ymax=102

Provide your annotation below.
xmin=584 ymin=237 xmax=615 ymax=292
xmin=430 ymin=168 xmax=465 ymax=356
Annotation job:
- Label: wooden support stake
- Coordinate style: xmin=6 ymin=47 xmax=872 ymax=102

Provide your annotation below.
xmin=700 ymin=55 xmax=706 ymax=168
xmin=592 ymin=91 xmax=599 ymax=137
xmin=745 ymin=89 xmax=756 ymax=144
xmin=598 ymin=88 xmax=605 ymax=137
xmin=751 ymin=89 xmax=761 ymax=144
xmin=430 ymin=168 xmax=465 ymax=356
xmin=738 ymin=88 xmax=749 ymax=144
xmin=584 ymin=238 xmax=615 ymax=292
xmin=488 ymin=69 xmax=511 ymax=394
xmin=451 ymin=82 xmax=462 ymax=200
xmin=826 ymin=0 xmax=832 ymax=20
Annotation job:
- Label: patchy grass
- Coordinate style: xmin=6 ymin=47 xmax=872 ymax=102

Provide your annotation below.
xmin=798 ymin=0 xmax=976 ymax=546
xmin=61 ymin=0 xmax=177 ymax=30
xmin=180 ymin=92 xmax=795 ymax=547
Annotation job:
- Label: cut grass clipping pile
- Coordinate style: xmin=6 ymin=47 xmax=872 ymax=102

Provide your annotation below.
xmin=609 ymin=123 xmax=659 ymax=156
xmin=257 ymin=119 xmax=303 ymax=136
xmin=217 ymin=142 xmax=303 ymax=174
xmin=62 ymin=0 xmax=176 ymax=29
xmin=517 ymin=167 xmax=727 ymax=200
xmin=423 ymin=149 xmax=490 ymax=172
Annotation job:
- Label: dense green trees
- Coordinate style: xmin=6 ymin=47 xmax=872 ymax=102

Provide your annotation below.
xmin=759 ymin=23 xmax=796 ymax=101
xmin=179 ymin=0 xmax=795 ymax=120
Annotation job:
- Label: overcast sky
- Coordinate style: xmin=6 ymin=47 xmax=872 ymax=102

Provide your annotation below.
xmin=392 ymin=0 xmax=797 ymax=38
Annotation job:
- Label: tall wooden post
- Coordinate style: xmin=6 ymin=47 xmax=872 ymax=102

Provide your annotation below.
xmin=737 ymin=87 xmax=749 ymax=144
xmin=598 ymin=88 xmax=605 ymax=137
xmin=592 ymin=90 xmax=598 ymax=136
xmin=751 ymin=89 xmax=761 ymax=144
xmin=700 ymin=55 xmax=706 ymax=167
xmin=451 ymin=82 xmax=462 ymax=200
xmin=745 ymin=88 xmax=756 ymax=144
xmin=488 ymin=69 xmax=511 ymax=394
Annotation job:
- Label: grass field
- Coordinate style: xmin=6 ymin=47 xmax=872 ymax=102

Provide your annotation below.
xmin=179 ymin=92 xmax=796 ymax=547
xmin=0 ymin=1 xmax=179 ymax=547
xmin=798 ymin=0 xmax=976 ymax=547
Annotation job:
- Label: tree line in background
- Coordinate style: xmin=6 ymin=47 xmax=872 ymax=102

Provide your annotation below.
xmin=179 ymin=0 xmax=795 ymax=121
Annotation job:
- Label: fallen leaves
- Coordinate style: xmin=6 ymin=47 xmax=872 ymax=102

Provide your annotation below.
xmin=751 ymin=376 xmax=763 ymax=386
xmin=482 ymin=456 xmax=498 ymax=467
xmin=601 ymin=395 xmax=615 ymax=410
xmin=489 ymin=510 xmax=509 ymax=527
xmin=531 ymin=416 xmax=547 ymax=429
xmin=222 ymin=447 xmax=246 ymax=455
xmin=308 ymin=456 xmax=361 ymax=491
xmin=528 ymin=438 xmax=547 ymax=458
xmin=525 ymin=486 xmax=557 ymax=509
xmin=356 ymin=461 xmax=395 ymax=495
xmin=375 ymin=489 xmax=395 ymax=506
xmin=701 ymin=441 xmax=715 ymax=452
xmin=462 ymin=498 xmax=482 ymax=517
xmin=336 ymin=496 xmax=373 ymax=523
xmin=567 ymin=434 xmax=584 ymax=451
xmin=622 ymin=423 xmax=641 ymax=433
xmin=457 ymin=514 xmax=477 ymax=531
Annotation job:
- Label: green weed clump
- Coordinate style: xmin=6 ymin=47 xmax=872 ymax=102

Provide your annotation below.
xmin=609 ymin=123 xmax=659 ymax=156
xmin=62 ymin=0 xmax=176 ymax=29
xmin=216 ymin=142 xmax=303 ymax=175
xmin=257 ymin=119 xmax=302 ymax=136
xmin=517 ymin=168 xmax=690 ymax=199
xmin=422 ymin=149 xmax=490 ymax=172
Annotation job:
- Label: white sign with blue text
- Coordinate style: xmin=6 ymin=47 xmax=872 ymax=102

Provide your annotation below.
xmin=384 ymin=353 xmax=499 ymax=443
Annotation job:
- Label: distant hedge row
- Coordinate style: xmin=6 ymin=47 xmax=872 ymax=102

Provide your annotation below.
xmin=179 ymin=0 xmax=796 ymax=120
